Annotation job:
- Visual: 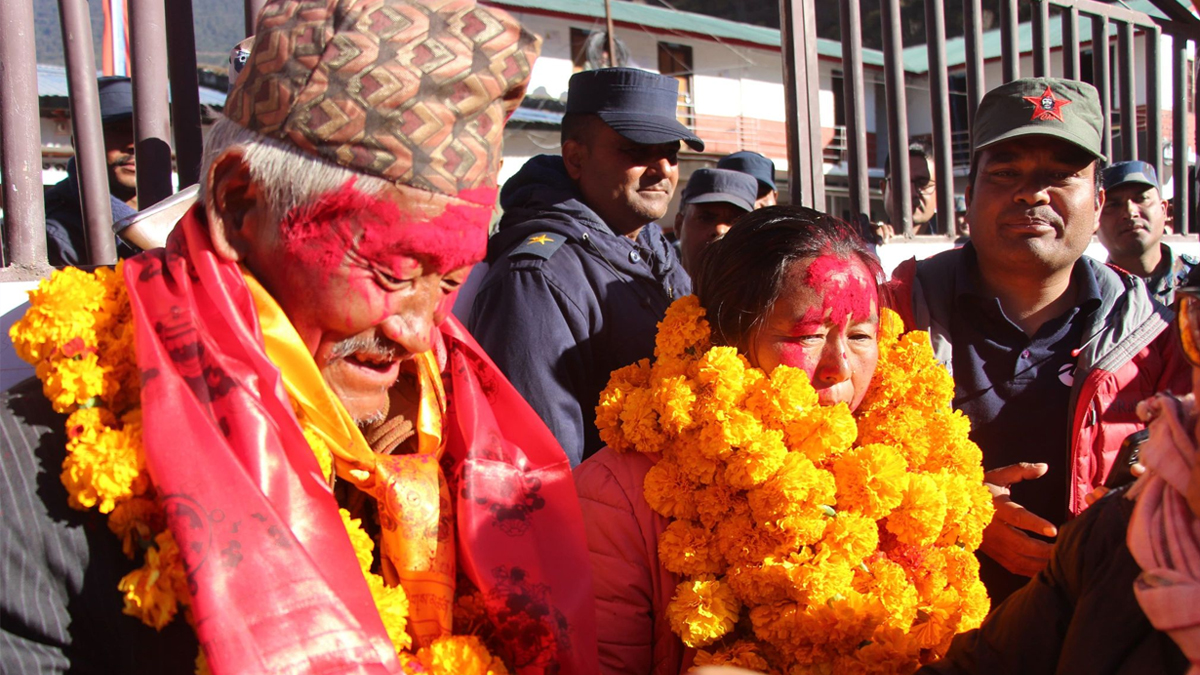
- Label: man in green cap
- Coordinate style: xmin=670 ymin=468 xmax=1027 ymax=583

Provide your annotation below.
xmin=891 ymin=77 xmax=1191 ymax=604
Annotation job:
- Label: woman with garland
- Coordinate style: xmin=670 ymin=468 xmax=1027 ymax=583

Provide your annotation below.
xmin=575 ymin=206 xmax=995 ymax=675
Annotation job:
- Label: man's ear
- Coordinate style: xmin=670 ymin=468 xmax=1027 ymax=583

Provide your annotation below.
xmin=561 ymin=138 xmax=586 ymax=181
xmin=674 ymin=209 xmax=684 ymax=235
xmin=205 ymin=148 xmax=264 ymax=262
xmin=1092 ymin=187 xmax=1105 ymax=234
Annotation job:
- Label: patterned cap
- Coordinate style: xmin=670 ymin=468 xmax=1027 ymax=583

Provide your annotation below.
xmin=972 ymin=77 xmax=1105 ymax=162
xmin=224 ymin=0 xmax=541 ymax=202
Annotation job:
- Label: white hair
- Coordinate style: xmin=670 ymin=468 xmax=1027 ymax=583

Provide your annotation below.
xmin=198 ymin=116 xmax=388 ymax=223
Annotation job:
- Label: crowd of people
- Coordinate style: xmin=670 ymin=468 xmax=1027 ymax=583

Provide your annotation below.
xmin=4 ymin=1 xmax=1200 ymax=674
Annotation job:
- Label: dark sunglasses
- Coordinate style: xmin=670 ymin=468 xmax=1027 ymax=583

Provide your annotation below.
xmin=1177 ymin=287 xmax=1200 ymax=367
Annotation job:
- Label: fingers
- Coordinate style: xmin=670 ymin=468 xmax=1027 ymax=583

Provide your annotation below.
xmin=984 ymin=462 xmax=1049 ymax=488
xmin=992 ymin=495 xmax=1058 ymax=537
xmin=1131 ymin=463 xmax=1146 ymax=477
xmin=1084 ymin=486 xmax=1110 ymax=506
xmin=979 ymin=519 xmax=1055 ymax=578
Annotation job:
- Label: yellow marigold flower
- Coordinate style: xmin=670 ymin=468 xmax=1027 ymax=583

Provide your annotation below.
xmin=620 ymin=388 xmax=667 ymax=455
xmin=303 ymin=427 xmax=335 ymax=483
xmin=666 ymin=576 xmax=740 ymax=648
xmin=693 ymin=640 xmax=771 ymax=672
xmin=654 ymin=295 xmax=711 ymax=363
xmin=118 ymin=530 xmax=189 ymax=630
xmin=39 ymin=353 xmax=109 ymax=413
xmin=878 ymin=308 xmax=904 ymax=346
xmin=666 ymin=430 xmax=721 ymax=484
xmin=11 ymin=267 xmax=108 ymax=365
xmin=820 ymin=511 xmax=879 ymax=568
xmin=941 ymin=545 xmax=981 ymax=591
xmin=717 ymin=515 xmax=804 ymax=569
xmin=595 ymin=359 xmax=651 ymax=453
xmin=885 ymin=473 xmax=947 ymax=549
xmin=747 ymin=453 xmax=836 ymax=525
xmin=643 ymin=460 xmax=699 ymax=520
xmin=659 ymin=519 xmax=724 ymax=576
xmin=108 ymin=496 xmax=160 ymax=558
xmin=694 ymin=346 xmax=747 ymax=403
xmin=833 ymin=624 xmax=920 ymax=675
xmin=789 ymin=404 xmax=857 ymax=463
xmin=695 ymin=482 xmax=750 ymax=530
xmin=854 ymin=558 xmax=918 ymax=629
xmin=652 ymin=375 xmax=695 ymax=434
xmin=416 ymin=635 xmax=508 ymax=675
xmin=726 ymin=556 xmax=798 ymax=606
xmin=62 ymin=412 xmax=148 ymax=513
xmin=787 ymin=559 xmax=855 ymax=605
xmin=832 ymin=443 xmax=908 ymax=520
xmin=724 ymin=428 xmax=787 ymax=490
xmin=747 ymin=601 xmax=800 ymax=650
xmin=959 ymin=578 xmax=991 ymax=629
xmin=339 ymin=509 xmax=376 ymax=572
xmin=366 ymin=574 xmax=412 ymax=652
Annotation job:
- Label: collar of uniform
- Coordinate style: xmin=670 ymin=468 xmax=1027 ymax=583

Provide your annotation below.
xmin=953 ymin=241 xmax=1103 ymax=315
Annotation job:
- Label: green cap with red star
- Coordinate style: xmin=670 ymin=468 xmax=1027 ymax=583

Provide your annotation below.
xmin=971 ymin=77 xmax=1106 ymax=162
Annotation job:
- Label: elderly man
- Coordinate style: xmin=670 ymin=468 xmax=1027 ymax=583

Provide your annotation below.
xmin=1098 ymin=160 xmax=1196 ymax=306
xmin=891 ymin=78 xmax=1190 ymax=604
xmin=717 ymin=150 xmax=778 ymax=208
xmin=43 ymin=76 xmax=139 ymax=266
xmin=0 ymin=2 xmax=597 ymax=673
xmin=674 ymin=167 xmax=757 ymax=276
xmin=465 ymin=67 xmax=701 ymax=466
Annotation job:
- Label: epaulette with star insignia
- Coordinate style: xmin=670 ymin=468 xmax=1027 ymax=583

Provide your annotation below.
xmin=509 ymin=232 xmax=566 ymax=260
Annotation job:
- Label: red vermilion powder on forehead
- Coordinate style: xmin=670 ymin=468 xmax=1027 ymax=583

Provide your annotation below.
xmin=278 ymin=180 xmax=493 ymax=278
xmin=800 ymin=253 xmax=878 ymax=328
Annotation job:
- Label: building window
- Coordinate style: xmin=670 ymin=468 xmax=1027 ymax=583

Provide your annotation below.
xmin=657 ymin=42 xmax=694 ymax=129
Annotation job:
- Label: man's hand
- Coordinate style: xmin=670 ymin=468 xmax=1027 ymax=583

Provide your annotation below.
xmin=979 ymin=462 xmax=1058 ymax=578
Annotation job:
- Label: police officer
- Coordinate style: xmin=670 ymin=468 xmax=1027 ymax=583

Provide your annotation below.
xmin=717 ymin=150 xmax=778 ymax=208
xmin=1098 ymin=160 xmax=1196 ymax=306
xmin=465 ymin=67 xmax=702 ymax=466
xmin=674 ymin=167 xmax=757 ymax=276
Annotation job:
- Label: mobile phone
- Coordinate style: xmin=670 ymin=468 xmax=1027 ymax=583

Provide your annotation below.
xmin=1104 ymin=428 xmax=1149 ymax=489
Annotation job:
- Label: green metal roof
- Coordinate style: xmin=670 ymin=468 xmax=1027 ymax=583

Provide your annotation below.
xmin=902 ymin=0 xmax=1174 ymax=74
xmin=486 ymin=0 xmax=888 ymax=67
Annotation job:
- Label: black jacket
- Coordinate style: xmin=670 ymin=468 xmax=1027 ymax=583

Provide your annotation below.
xmin=465 ymin=155 xmax=690 ymax=466
xmin=43 ymin=158 xmax=137 ymax=267
xmin=919 ymin=485 xmax=1187 ymax=675
xmin=0 ymin=378 xmax=197 ymax=673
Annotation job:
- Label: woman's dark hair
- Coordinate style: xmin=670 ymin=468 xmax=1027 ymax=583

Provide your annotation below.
xmin=693 ymin=205 xmax=887 ymax=349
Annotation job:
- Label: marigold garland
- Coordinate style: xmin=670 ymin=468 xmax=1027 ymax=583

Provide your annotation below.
xmin=595 ymin=296 xmax=995 ymax=674
xmin=10 ymin=265 xmax=503 ymax=675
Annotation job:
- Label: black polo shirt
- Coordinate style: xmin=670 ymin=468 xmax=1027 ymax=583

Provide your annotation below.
xmin=948 ymin=245 xmax=1102 ymax=602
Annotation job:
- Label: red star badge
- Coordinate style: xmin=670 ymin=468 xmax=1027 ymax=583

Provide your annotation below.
xmin=1023 ymin=86 xmax=1071 ymax=122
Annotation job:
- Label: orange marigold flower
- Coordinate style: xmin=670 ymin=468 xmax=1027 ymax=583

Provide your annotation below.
xmin=666 ymin=576 xmax=740 ymax=648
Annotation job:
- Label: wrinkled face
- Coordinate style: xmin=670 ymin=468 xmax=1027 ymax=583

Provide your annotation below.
xmin=967 ymin=137 xmax=1102 ymax=278
xmin=749 ymin=254 xmax=880 ymax=410
xmin=676 ymin=202 xmax=746 ymax=275
xmin=569 ymin=122 xmax=679 ymax=235
xmin=104 ymin=117 xmax=137 ymax=200
xmin=883 ymin=153 xmax=937 ymax=226
xmin=1098 ymin=183 xmax=1167 ymax=261
xmin=246 ymin=181 xmax=490 ymax=424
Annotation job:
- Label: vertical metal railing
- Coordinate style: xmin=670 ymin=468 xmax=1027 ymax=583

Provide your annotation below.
xmin=838 ymin=0 xmax=869 ymax=226
xmin=1000 ymin=0 xmax=1021 ymax=82
xmin=780 ymin=0 xmax=824 ymax=209
xmin=1118 ymin=20 xmax=1138 ymax=162
xmin=1145 ymin=24 xmax=1163 ymax=181
xmin=880 ymin=0 xmax=912 ymax=236
xmin=0 ymin=0 xmax=47 ymax=275
xmin=58 ymin=0 xmax=116 ymax=265
xmin=1 ymin=0 xmax=262 ymax=278
xmin=1172 ymin=29 xmax=1190 ymax=234
xmin=925 ymin=0 xmax=954 ymax=234
xmin=1092 ymin=16 xmax=1113 ymax=161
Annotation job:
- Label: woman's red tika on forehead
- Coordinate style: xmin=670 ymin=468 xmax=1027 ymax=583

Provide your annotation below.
xmin=797 ymin=254 xmax=878 ymax=329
